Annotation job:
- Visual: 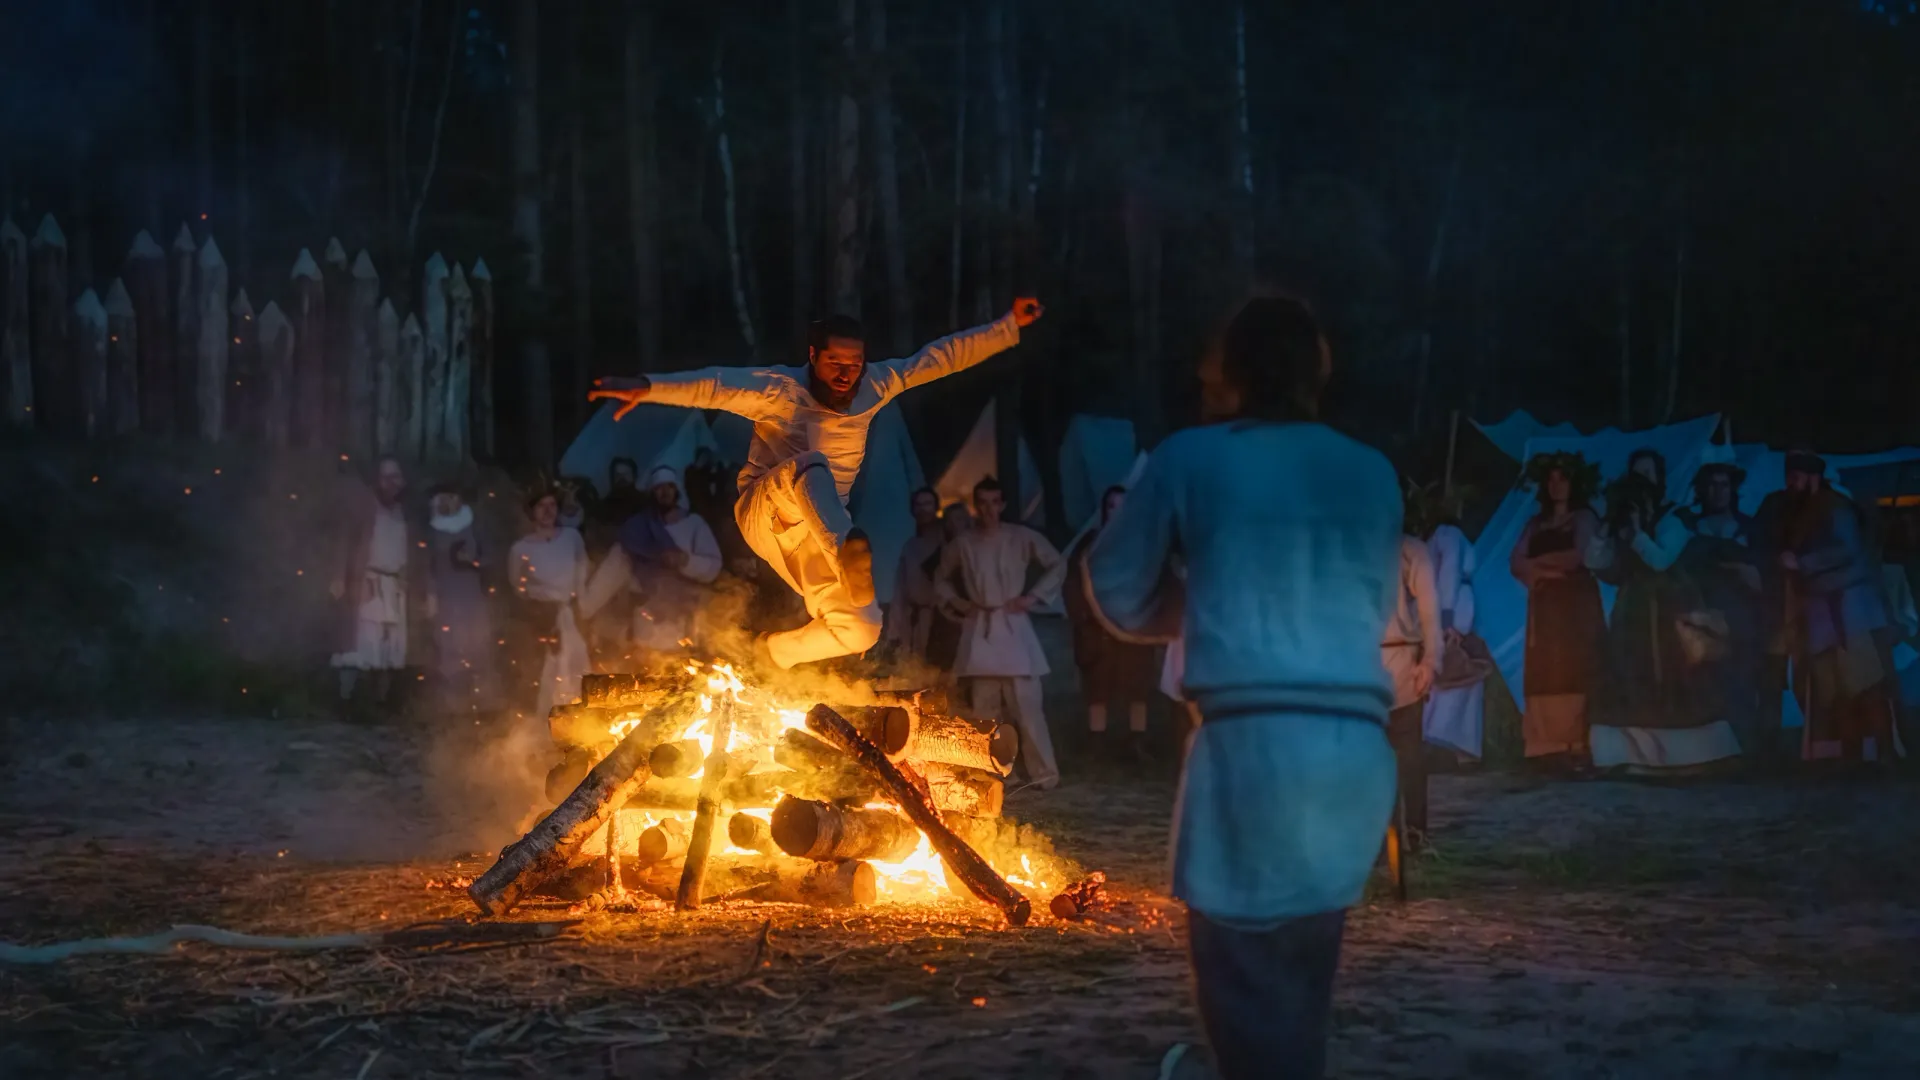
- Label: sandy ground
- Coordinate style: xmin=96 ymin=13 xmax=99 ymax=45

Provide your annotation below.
xmin=3 ymin=713 xmax=1919 ymax=1079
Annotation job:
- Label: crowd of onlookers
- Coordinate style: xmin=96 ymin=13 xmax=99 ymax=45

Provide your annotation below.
xmin=1509 ymin=448 xmax=1915 ymax=776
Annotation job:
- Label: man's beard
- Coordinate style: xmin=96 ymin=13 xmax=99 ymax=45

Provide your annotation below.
xmin=809 ymin=371 xmax=859 ymax=412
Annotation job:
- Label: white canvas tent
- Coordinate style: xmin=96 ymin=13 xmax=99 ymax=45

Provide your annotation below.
xmin=1473 ymin=410 xmax=1584 ymax=463
xmin=933 ymin=400 xmax=1044 ymax=525
xmin=1058 ymin=414 xmax=1138 ymax=532
xmin=845 ymin=402 xmax=926 ymax=604
xmin=559 ymin=403 xmax=719 ymax=493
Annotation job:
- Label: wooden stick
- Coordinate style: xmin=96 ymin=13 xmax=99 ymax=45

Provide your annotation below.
xmin=676 ymin=698 xmax=736 ymax=910
xmin=727 ymin=812 xmax=779 ymax=856
xmin=805 ymin=704 xmax=1031 ymax=926
xmin=468 ymin=706 xmax=675 ymax=916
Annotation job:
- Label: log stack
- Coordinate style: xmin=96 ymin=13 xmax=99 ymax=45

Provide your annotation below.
xmin=471 ymin=677 xmax=1030 ymax=920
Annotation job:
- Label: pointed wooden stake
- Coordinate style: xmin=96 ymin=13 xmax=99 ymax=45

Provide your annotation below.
xmin=1 ymin=218 xmax=29 ymax=427
xmin=289 ymin=248 xmax=325 ymax=448
xmin=104 ymin=279 xmax=139 ymax=436
xmin=124 ymin=229 xmax=170 ymax=434
xmin=71 ymin=288 xmax=108 ymax=438
xmin=30 ymin=215 xmax=69 ymax=431
xmin=258 ymin=301 xmax=294 ymax=449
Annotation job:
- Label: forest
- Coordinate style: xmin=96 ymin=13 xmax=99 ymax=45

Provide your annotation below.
xmin=4 ymin=0 xmax=1919 ymax=502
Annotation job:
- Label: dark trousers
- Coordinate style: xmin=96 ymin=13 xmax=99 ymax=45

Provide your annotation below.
xmin=1189 ymin=908 xmax=1347 ymax=1080
xmin=1385 ymin=701 xmax=1428 ymax=837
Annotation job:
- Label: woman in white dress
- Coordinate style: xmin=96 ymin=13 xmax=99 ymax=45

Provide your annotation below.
xmin=510 ymin=489 xmax=592 ymax=723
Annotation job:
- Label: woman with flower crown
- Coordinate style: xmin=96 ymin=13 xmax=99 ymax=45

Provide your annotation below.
xmin=1510 ymin=452 xmax=1606 ymax=770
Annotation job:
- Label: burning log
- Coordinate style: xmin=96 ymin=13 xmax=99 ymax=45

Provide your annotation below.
xmin=804 ymin=704 xmax=1032 ymax=926
xmin=846 ymin=699 xmax=1018 ymax=777
xmin=469 ymin=706 xmax=673 ymax=916
xmin=770 ymin=796 xmax=919 ymax=862
xmin=635 ymin=816 xmax=690 ymax=865
xmin=728 ymin=812 xmax=778 ymax=856
xmin=753 ymin=859 xmax=875 ymax=908
xmin=921 ymin=761 xmax=1004 ymax=818
xmin=548 ymin=703 xmax=615 ymax=754
xmin=675 ymin=701 xmax=736 ymax=911
xmin=772 ymin=729 xmax=881 ymax=803
xmin=648 ymin=739 xmax=707 ymax=778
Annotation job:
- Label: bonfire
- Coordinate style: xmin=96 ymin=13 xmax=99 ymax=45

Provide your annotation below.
xmin=467 ymin=660 xmax=1082 ymax=927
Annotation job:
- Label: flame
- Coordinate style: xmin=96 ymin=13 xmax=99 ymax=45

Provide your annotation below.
xmin=868 ymin=830 xmax=950 ymax=901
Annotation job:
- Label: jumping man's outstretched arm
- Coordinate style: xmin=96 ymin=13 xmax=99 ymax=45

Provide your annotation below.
xmin=588 ymin=365 xmax=785 ymax=422
xmin=868 ymin=298 xmax=1045 ymax=402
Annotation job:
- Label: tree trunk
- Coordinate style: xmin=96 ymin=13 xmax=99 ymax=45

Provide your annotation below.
xmin=1664 ymin=226 xmax=1686 ymax=424
xmin=2 ymin=218 xmax=30 ymax=426
xmin=946 ymin=11 xmax=968 ymax=331
xmin=401 ymin=1 xmax=462 ymax=301
xmin=192 ymin=237 xmax=229 ymax=442
xmin=192 ymin=0 xmax=214 ymax=219
xmin=511 ymin=0 xmax=554 ymax=465
xmin=235 ymin=5 xmax=252 ymax=287
xmin=374 ymin=299 xmax=399 ymax=455
xmin=258 ymin=301 xmax=294 ymax=449
xmin=171 ymin=224 xmax=199 ymax=436
xmin=344 ymin=250 xmax=379 ymax=457
xmin=1230 ymin=1 xmax=1255 ymax=281
xmin=1124 ymin=181 xmax=1164 ymax=447
xmin=567 ymin=4 xmax=594 ymax=428
xmin=869 ymin=0 xmax=912 ymax=354
xmin=71 ymin=289 xmax=108 ymax=439
xmin=1617 ymin=245 xmax=1632 ymax=429
xmin=787 ymin=0 xmax=815 ymax=354
xmin=321 ymin=239 xmax=351 ymax=446
xmin=713 ymin=47 xmax=759 ymax=354
xmin=804 ymin=704 xmax=1031 ymax=926
xmin=227 ymin=287 xmax=257 ymax=441
xmin=828 ymin=0 xmax=863 ymax=317
xmin=445 ymin=263 xmax=473 ymax=464
xmin=421 ymin=252 xmax=450 ymax=457
xmin=289 ymin=249 xmax=326 ymax=447
xmin=624 ymin=3 xmax=664 ymax=371
xmin=124 ymin=232 xmax=168 ymax=434
xmin=105 ymin=279 xmax=139 ymax=436
xmin=470 ymin=259 xmax=495 ymax=460
xmin=1411 ymin=138 xmax=1464 ymax=436
xmin=31 ymin=216 xmax=70 ymax=433
xmin=397 ymin=313 xmax=425 ymax=461
xmin=986 ymin=3 xmax=1022 ymax=516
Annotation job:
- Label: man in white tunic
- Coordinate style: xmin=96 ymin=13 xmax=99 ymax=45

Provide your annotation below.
xmin=588 ymin=300 xmax=1044 ymax=669
xmin=1382 ymin=534 xmax=1443 ymax=845
xmin=935 ymin=477 xmax=1067 ymax=789
xmin=330 ymin=457 xmax=422 ymax=707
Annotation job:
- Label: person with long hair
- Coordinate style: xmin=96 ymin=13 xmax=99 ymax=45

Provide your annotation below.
xmin=1085 ymin=296 xmax=1401 ymax=1079
xmin=509 ymin=488 xmax=591 ymax=723
xmin=1585 ymin=450 xmax=1742 ymax=772
xmin=1510 ymin=452 xmax=1605 ymax=769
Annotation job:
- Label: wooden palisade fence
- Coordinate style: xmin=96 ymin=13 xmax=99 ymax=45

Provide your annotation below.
xmin=0 ymin=213 xmax=491 ymax=468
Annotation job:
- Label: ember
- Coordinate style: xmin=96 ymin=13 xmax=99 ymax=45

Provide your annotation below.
xmin=468 ymin=661 xmax=1075 ymax=926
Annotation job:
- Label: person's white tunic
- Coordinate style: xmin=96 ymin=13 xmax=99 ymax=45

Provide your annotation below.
xmin=631 ymin=315 xmax=1022 ymax=667
xmin=1422 ymin=523 xmax=1485 ymax=757
xmin=937 ymin=522 xmax=1067 ymax=787
xmin=511 ymin=527 xmax=592 ymax=723
xmin=1085 ymin=421 xmax=1401 ymax=923
xmin=332 ymin=503 xmax=409 ymax=671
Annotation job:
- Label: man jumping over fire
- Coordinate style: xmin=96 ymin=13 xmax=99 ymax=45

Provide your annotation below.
xmin=588 ymin=298 xmax=1045 ymax=670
